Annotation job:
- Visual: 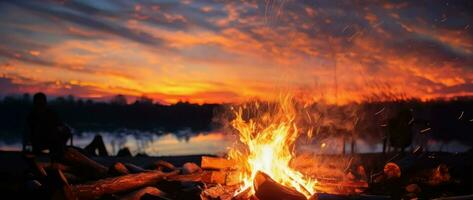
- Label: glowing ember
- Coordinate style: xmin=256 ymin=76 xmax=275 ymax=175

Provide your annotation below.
xmin=227 ymin=96 xmax=317 ymax=198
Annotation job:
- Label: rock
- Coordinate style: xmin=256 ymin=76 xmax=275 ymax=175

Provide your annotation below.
xmin=117 ymin=147 xmax=132 ymax=157
xmin=405 ymin=184 xmax=421 ymax=193
xmin=384 ymin=162 xmax=401 ymax=179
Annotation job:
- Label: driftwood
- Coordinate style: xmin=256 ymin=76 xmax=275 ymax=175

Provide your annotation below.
xmin=62 ymin=147 xmax=108 ymax=180
xmin=201 ymin=156 xmax=236 ymax=170
xmin=253 ymin=171 xmax=307 ymax=200
xmin=71 ymin=170 xmax=179 ymax=199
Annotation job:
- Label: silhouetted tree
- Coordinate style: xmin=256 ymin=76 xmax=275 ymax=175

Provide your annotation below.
xmin=387 ymin=107 xmax=413 ymax=153
xmin=110 ymin=95 xmax=127 ymax=105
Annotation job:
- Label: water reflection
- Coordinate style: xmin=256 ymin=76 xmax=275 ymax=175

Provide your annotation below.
xmin=0 ymin=130 xmax=236 ymax=156
xmin=0 ymin=130 xmax=469 ymax=155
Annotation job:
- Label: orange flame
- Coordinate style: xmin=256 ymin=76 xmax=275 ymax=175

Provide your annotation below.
xmin=228 ymin=95 xmax=317 ymax=198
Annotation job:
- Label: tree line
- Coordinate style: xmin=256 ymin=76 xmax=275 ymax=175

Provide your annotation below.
xmin=0 ymin=93 xmax=472 ymax=152
xmin=0 ymin=94 xmax=219 ymax=136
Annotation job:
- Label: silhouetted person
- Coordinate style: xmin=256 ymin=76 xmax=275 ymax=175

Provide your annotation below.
xmin=24 ymin=93 xmax=71 ymax=161
xmin=84 ymin=135 xmax=109 ymax=156
xmin=24 ymin=93 xmax=109 ymax=160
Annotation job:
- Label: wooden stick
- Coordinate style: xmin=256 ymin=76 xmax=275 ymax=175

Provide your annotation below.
xmin=72 ymin=170 xmax=179 ymax=200
xmin=201 ymin=156 xmax=236 ymax=170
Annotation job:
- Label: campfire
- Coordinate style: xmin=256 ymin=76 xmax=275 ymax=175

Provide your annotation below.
xmin=227 ymin=95 xmax=317 ymax=198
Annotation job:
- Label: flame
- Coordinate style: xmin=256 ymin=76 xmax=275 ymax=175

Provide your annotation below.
xmin=228 ymin=95 xmax=317 ymax=198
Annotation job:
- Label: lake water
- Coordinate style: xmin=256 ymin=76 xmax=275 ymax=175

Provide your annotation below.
xmin=0 ymin=130 xmax=470 ymax=156
xmin=0 ymin=130 xmax=236 ymax=156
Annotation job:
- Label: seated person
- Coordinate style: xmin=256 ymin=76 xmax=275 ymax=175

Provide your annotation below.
xmin=23 ymin=92 xmax=108 ymax=161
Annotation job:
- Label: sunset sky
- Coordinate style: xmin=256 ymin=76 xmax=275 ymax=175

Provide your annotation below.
xmin=0 ymin=0 xmax=472 ymax=104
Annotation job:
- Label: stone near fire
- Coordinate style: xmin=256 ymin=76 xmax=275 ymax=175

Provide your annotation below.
xmin=383 ymin=162 xmax=401 ymax=179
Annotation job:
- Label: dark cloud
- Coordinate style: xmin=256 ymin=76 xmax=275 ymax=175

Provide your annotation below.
xmin=436 ymin=83 xmax=473 ymax=94
xmin=3 ymin=0 xmax=164 ymax=47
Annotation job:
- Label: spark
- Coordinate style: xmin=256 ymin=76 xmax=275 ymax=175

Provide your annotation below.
xmin=420 ymin=127 xmax=431 ymax=134
xmin=375 ymin=107 xmax=385 ymax=115
xmin=458 ymin=111 xmax=464 ymax=120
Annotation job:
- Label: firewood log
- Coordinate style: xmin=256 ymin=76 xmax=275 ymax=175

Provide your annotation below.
xmin=109 ymin=162 xmax=130 ymax=176
xmin=124 ymin=163 xmax=147 ymax=174
xmin=153 ymin=160 xmax=176 ymax=172
xmin=232 ymin=187 xmax=254 ymax=200
xmin=201 ymin=170 xmax=240 ymax=185
xmin=71 ymin=170 xmax=179 ymax=199
xmin=201 ymin=156 xmax=236 ymax=170
xmin=309 ymin=193 xmax=391 ymax=200
xmin=253 ymin=171 xmax=307 ymax=200
xmin=62 ymin=147 xmax=108 ymax=180
xmin=120 ymin=186 xmax=171 ymax=200
xmin=48 ymin=169 xmax=77 ymax=200
xmin=166 ymin=173 xmax=203 ymax=182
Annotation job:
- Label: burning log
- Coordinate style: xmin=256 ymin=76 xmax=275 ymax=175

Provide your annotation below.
xmin=201 ymin=184 xmax=239 ymax=200
xmin=231 ymin=187 xmax=257 ymax=200
xmin=201 ymin=156 xmax=236 ymax=170
xmin=71 ymin=170 xmax=179 ymax=199
xmin=202 ymin=170 xmax=240 ymax=185
xmin=253 ymin=171 xmax=307 ymax=200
